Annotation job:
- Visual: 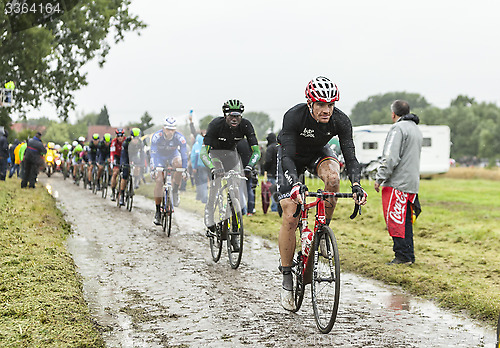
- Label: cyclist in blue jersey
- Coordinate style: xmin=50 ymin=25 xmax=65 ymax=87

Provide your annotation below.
xmin=150 ymin=117 xmax=188 ymax=225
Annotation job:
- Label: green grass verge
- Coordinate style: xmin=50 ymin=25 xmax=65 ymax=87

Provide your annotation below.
xmin=0 ymin=179 xmax=105 ymax=347
xmin=142 ymin=173 xmax=500 ymax=325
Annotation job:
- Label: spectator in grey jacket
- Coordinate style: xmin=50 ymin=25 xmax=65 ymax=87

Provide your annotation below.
xmin=374 ymin=100 xmax=423 ymax=265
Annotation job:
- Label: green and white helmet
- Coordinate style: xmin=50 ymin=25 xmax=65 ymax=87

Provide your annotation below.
xmin=222 ymin=99 xmax=244 ymax=116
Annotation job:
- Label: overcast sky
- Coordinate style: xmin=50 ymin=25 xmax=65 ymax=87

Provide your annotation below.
xmin=26 ymin=0 xmax=500 ymax=130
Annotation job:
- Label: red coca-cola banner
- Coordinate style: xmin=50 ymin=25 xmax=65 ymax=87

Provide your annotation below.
xmin=381 ymin=186 xmax=416 ymax=238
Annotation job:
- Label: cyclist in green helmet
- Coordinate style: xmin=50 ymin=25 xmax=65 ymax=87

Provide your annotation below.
xmin=118 ymin=128 xmax=144 ymax=206
xmin=96 ymin=133 xmax=112 ymax=191
xmin=87 ymin=133 xmax=100 ymax=190
xmin=200 ymin=99 xmax=261 ymax=243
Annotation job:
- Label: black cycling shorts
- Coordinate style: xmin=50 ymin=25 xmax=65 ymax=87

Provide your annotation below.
xmin=276 ymin=144 xmax=339 ymax=201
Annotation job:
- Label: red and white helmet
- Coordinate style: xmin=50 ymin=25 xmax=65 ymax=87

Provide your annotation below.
xmin=305 ymin=76 xmax=340 ymax=103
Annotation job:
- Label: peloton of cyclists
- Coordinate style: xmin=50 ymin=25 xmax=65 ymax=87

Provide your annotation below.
xmin=118 ymin=128 xmax=143 ymax=206
xmin=110 ymin=128 xmax=125 ymax=201
xmin=150 ymin=117 xmax=188 ymax=225
xmin=200 ymin=99 xmax=261 ymax=239
xmin=276 ymin=76 xmax=367 ymax=310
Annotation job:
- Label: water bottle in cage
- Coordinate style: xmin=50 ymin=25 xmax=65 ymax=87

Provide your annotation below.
xmin=301 ymin=226 xmax=313 ymax=257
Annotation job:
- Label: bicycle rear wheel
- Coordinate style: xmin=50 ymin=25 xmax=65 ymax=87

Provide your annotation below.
xmin=227 ymin=194 xmax=244 ymax=269
xmin=126 ymin=177 xmax=134 ymax=211
xmin=311 ymin=225 xmax=340 ymax=334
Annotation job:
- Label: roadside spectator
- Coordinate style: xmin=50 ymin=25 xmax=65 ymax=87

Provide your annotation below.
xmin=374 ymin=100 xmax=423 ymax=265
xmin=19 ymin=140 xmax=27 ymax=179
xmin=21 ymin=132 xmax=46 ymax=188
xmin=8 ymin=138 xmax=20 ymax=178
xmin=191 ymin=134 xmax=209 ymax=203
xmin=0 ymin=127 xmax=8 ymax=180
xmin=263 ymin=132 xmax=278 ymax=212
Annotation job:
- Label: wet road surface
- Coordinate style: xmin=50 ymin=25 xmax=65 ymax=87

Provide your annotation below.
xmin=41 ymin=175 xmax=496 ymax=347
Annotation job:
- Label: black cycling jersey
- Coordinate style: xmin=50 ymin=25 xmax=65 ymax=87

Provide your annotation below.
xmin=277 ymin=103 xmax=361 ymax=185
xmin=121 ymin=137 xmax=145 ymax=166
xmin=203 ymin=117 xmax=258 ymax=150
xmin=88 ymin=141 xmax=99 ymax=163
xmin=97 ymin=140 xmax=110 ymax=162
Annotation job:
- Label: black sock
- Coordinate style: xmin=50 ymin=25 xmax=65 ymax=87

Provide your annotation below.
xmin=281 ymin=266 xmax=293 ymax=291
xmin=156 ymin=204 xmax=160 ymax=213
xmin=326 ymin=218 xmax=331 ymax=226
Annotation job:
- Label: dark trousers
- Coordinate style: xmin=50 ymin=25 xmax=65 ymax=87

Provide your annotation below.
xmin=194 ymin=166 xmax=209 ymax=203
xmin=392 ymin=200 xmax=415 ymax=262
xmin=0 ymin=157 xmax=7 ymax=180
xmin=21 ymin=158 xmax=39 ymax=188
xmin=9 ymin=163 xmax=20 ymax=178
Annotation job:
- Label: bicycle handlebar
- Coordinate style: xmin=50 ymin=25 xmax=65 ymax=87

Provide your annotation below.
xmin=292 ymin=189 xmax=361 ymax=219
xmin=222 ymin=170 xmax=247 ymax=181
xmin=155 ymin=167 xmax=187 ymax=173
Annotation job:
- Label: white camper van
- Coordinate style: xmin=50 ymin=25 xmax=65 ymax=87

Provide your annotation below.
xmin=352 ymin=124 xmax=451 ymax=176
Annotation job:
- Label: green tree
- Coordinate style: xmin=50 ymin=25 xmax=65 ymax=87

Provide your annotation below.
xmin=79 ymin=112 xmax=99 ymax=126
xmin=450 ymin=95 xmax=476 ymax=107
xmin=96 ymin=105 xmax=111 ymax=125
xmin=43 ymin=122 xmax=74 ymax=145
xmin=138 ymin=111 xmax=154 ymax=131
xmin=350 ymin=92 xmax=431 ymax=125
xmin=199 ymin=115 xmax=215 ymax=131
xmin=244 ymin=111 xmax=274 ymax=140
xmin=0 ymin=0 xmax=146 ymax=124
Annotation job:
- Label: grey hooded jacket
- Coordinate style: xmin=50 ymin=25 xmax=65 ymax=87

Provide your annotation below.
xmin=375 ymin=114 xmax=423 ymax=193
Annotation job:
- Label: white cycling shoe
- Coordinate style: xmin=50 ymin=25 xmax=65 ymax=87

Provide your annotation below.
xmin=280 ymin=288 xmax=295 ymax=311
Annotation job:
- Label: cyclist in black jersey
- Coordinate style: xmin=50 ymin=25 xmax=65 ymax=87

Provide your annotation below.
xmin=277 ymin=76 xmax=368 ymax=311
xmin=200 ymin=99 xmax=261 ymax=237
xmin=96 ymin=133 xmax=111 ymax=191
xmin=118 ymin=128 xmax=142 ymax=206
xmin=87 ymin=133 xmax=100 ymax=189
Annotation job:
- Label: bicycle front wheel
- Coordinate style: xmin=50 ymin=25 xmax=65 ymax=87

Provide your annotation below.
xmin=496 ymin=313 xmax=500 ymax=348
xmin=227 ymin=194 xmax=244 ymax=269
xmin=101 ymin=171 xmax=108 ymax=199
xmin=162 ymin=188 xmax=173 ymax=236
xmin=291 ymin=252 xmax=305 ymax=312
xmin=311 ymin=225 xmax=341 ymax=334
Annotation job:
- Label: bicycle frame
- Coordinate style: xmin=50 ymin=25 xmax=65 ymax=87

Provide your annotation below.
xmin=297 ymin=191 xmax=359 ymax=283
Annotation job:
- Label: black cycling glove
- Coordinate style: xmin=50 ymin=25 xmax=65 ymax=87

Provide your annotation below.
xmin=351 ymin=183 xmax=367 ymax=203
xmin=210 ymin=167 xmax=224 ymax=180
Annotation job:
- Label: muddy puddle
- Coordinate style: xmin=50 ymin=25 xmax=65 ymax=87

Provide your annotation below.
xmin=41 ymin=175 xmax=496 ymax=347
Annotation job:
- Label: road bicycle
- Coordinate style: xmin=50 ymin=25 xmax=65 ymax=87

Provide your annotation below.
xmin=100 ymin=161 xmax=111 ymax=199
xmin=91 ymin=164 xmax=98 ymax=194
xmin=116 ymin=165 xmax=134 ymax=211
xmin=156 ymin=167 xmax=187 ymax=236
xmin=206 ymin=169 xmax=247 ymax=269
xmin=286 ymin=189 xmax=360 ymax=334
xmin=82 ymin=162 xmax=90 ymax=190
